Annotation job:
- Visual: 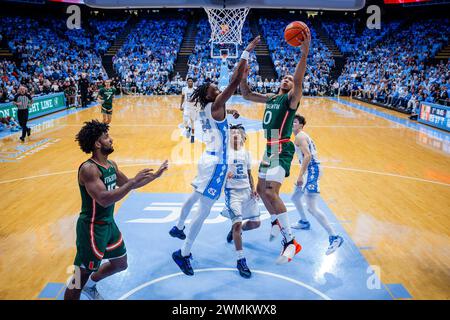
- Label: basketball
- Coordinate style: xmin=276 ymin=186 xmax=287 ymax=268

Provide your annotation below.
xmin=284 ymin=21 xmax=309 ymax=47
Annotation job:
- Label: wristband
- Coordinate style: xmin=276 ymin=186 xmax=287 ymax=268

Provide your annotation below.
xmin=240 ymin=50 xmax=250 ymax=61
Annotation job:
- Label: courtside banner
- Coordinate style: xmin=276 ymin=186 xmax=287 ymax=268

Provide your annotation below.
xmin=418 ymin=102 xmax=450 ymax=132
xmin=0 ymin=92 xmax=66 ymax=120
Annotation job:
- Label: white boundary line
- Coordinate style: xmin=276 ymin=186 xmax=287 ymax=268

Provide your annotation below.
xmin=117 ymin=268 xmax=332 ymax=300
xmin=321 ymin=165 xmax=450 ymax=187
xmin=1 ymin=163 xmax=449 ymax=187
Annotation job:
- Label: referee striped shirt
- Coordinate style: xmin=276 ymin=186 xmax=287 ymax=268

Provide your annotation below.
xmin=14 ymin=94 xmax=32 ymax=110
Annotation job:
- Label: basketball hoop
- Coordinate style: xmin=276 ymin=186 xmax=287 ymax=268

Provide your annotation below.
xmin=205 ymin=7 xmax=250 ymax=45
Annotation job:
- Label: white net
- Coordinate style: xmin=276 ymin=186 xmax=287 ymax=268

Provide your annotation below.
xmin=204 ymin=7 xmax=250 ymax=45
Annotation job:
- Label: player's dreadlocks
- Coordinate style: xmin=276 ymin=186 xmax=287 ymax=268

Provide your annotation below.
xmin=75 ymin=120 xmax=109 ymax=153
xmin=190 ymin=82 xmax=211 ymax=109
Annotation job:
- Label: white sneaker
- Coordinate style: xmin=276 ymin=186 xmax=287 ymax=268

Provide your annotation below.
xmin=291 ymin=220 xmax=311 ymax=230
xmin=269 ymin=219 xmax=281 ymax=242
xmin=326 ymin=235 xmax=344 ymax=255
xmin=184 ymin=127 xmax=191 ymax=138
xmin=276 ymin=239 xmax=302 ymax=265
xmin=82 ymin=285 xmax=104 ymax=300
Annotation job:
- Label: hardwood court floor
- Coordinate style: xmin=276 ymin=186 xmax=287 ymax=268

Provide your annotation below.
xmin=0 ymin=95 xmax=448 ymax=299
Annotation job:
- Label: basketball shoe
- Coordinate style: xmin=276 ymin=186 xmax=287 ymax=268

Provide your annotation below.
xmin=276 ymin=238 xmax=302 ymax=265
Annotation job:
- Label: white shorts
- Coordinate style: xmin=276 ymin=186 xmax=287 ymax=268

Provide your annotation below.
xmin=183 ymin=104 xmax=198 ymax=123
xmin=258 ymin=166 xmax=286 ymax=184
xmin=191 ymin=152 xmax=228 ymax=200
xmin=221 ymin=188 xmax=261 ymax=225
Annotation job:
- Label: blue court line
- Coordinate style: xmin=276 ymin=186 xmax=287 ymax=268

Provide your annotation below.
xmin=326 ymin=97 xmax=450 ymax=141
xmin=385 ymin=283 xmax=413 ymax=299
xmin=37 ymin=282 xmax=65 ymax=299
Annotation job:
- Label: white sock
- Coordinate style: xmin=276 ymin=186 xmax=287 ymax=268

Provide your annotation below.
xmin=180 ymin=195 xmax=215 ymax=257
xmin=291 ymin=187 xmax=308 ymax=221
xmin=181 ymin=239 xmax=193 ymax=257
xmin=305 ymin=194 xmax=335 ymax=236
xmin=84 ymin=274 xmax=97 ymax=288
xmin=236 ymin=250 xmax=245 ymax=260
xmin=270 ymin=214 xmax=278 ymax=223
xmin=177 ymin=192 xmax=201 ymax=230
xmin=276 ymin=212 xmax=294 ymax=242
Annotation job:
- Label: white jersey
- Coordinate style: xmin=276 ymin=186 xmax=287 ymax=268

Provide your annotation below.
xmin=226 ymin=147 xmax=252 ymax=189
xmin=191 ymin=102 xmax=229 ymax=200
xmin=295 ymin=131 xmax=320 ymax=166
xmin=182 ymin=86 xmax=195 ymax=108
xmin=198 ymin=102 xmax=228 ymax=154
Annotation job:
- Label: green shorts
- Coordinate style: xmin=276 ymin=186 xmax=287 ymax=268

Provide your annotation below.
xmin=258 ymin=141 xmax=295 ymax=183
xmin=101 ymin=105 xmax=113 ymax=115
xmin=74 ymin=218 xmax=126 ymax=271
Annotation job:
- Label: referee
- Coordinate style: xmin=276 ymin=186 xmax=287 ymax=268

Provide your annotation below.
xmin=78 ymin=73 xmax=89 ymax=108
xmin=13 ymin=86 xmax=32 ymax=142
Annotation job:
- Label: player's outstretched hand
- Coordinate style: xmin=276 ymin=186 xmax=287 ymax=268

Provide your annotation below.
xmin=300 ymin=28 xmax=311 ymax=56
xmin=132 ymin=168 xmax=154 ymax=188
xmin=132 ymin=160 xmax=169 ymax=188
xmin=152 ymin=160 xmax=169 ymax=179
xmin=245 ymin=35 xmax=261 ymax=53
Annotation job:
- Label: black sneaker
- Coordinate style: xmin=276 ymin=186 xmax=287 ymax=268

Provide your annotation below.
xmin=169 ymin=226 xmax=186 ymax=240
xmin=26 ymin=127 xmax=31 ymax=136
xmin=172 ymin=249 xmax=194 ymax=276
xmin=237 ymin=258 xmax=251 ymax=279
xmin=190 ymin=135 xmax=195 ymax=143
xmin=226 ymin=229 xmax=242 ymax=243
xmin=19 ymin=137 xmax=25 ymax=142
xmin=226 ymin=229 xmax=233 ymax=243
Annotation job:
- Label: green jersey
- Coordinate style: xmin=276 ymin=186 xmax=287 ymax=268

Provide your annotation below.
xmin=262 ymin=93 xmax=298 ymax=141
xmin=99 ymin=87 xmax=116 ymax=108
xmin=78 ymin=159 xmax=117 ymax=223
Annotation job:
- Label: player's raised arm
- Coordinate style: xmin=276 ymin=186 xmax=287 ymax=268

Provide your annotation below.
xmin=240 ymin=66 xmax=273 ymax=103
xmin=213 ymin=36 xmax=261 ymax=112
xmin=288 ymin=28 xmax=311 ymax=109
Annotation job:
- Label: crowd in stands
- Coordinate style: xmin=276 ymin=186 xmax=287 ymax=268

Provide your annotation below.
xmin=113 ymin=18 xmax=187 ymax=95
xmin=337 ymin=18 xmax=450 ymax=111
xmin=260 ymin=17 xmax=335 ymax=96
xmin=1 ymin=13 xmax=449 ymax=115
xmin=90 ymin=19 xmax=129 ymax=54
xmin=0 ymin=16 xmax=113 ymax=103
xmin=322 ymin=19 xmax=401 ymax=54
